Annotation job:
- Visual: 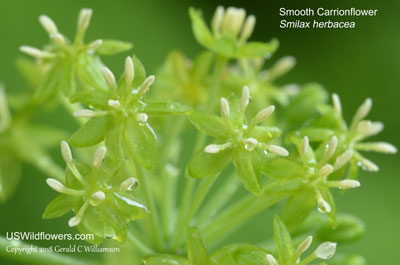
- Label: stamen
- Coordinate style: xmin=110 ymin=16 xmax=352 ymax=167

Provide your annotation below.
xmin=334 ymin=180 xmax=361 ymax=189
xmin=220 ymin=97 xmax=230 ymax=122
xmin=52 ymin=34 xmax=65 ymax=46
xmin=88 ymin=39 xmax=103 ymax=50
xmin=317 ymin=197 xmax=331 ymax=213
xmin=271 ymin=56 xmax=296 ymax=78
xmin=355 ymin=142 xmax=397 ymax=154
xmin=332 ymin=93 xmax=342 ymax=117
xmin=319 ymin=164 xmax=333 ymax=177
xmin=266 ymin=144 xmax=289 ymax=156
xmin=125 ymin=56 xmax=135 ymax=88
xmin=136 ymin=75 xmax=155 ymax=98
xmin=240 ymin=86 xmax=250 ymax=113
xmin=333 ymin=149 xmax=353 ymax=170
xmin=136 ymin=113 xmax=148 ymax=126
xmin=252 ymin=105 xmax=275 ymax=124
xmin=46 ymin=178 xmax=86 ymax=196
xmin=92 ymin=146 xmax=107 ymax=168
xmin=222 ymin=7 xmax=246 ymax=36
xmin=73 ymin=109 xmax=107 ymax=118
xmin=0 ymin=85 xmax=11 ymax=131
xmin=239 ymin=15 xmax=255 ymax=43
xmin=101 ymin=67 xmax=116 ymax=89
xmin=77 ymin=8 xmax=92 ymax=37
xmin=352 ymin=98 xmax=372 ymax=126
xmin=20 ymin=46 xmax=55 ymax=59
xmin=243 ymin=138 xmax=258 ymax=151
xmin=204 ymin=144 xmax=222 ymax=154
xmin=325 ymin=136 xmax=338 ymax=160
xmin=356 ymin=121 xmax=384 ymax=138
xmin=68 ymin=199 xmax=90 ymax=227
xmin=108 ymin=99 xmax=121 ymax=109
xmin=211 ymin=6 xmax=225 ymax=35
xmin=60 ymin=140 xmax=73 ymax=164
xmin=265 ymin=254 xmax=278 ymax=265
xmin=297 ymin=236 xmax=313 ymax=256
xmin=120 ymin=177 xmax=138 ymax=191
xmin=359 ymin=157 xmax=379 ymax=172
xmin=315 ymin=242 xmax=337 ymax=259
xmin=39 ymin=15 xmax=58 ymax=36
xmin=90 ymin=191 xmax=105 ymax=206
xmin=300 ymin=136 xmax=309 ymax=158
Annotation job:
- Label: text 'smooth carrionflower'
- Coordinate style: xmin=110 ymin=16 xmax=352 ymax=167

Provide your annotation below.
xmin=19 ymin=8 xmax=133 ymax=102
xmin=263 ymin=135 xmax=361 ymax=228
xmin=189 ymin=6 xmax=279 ymax=58
xmin=43 ymin=141 xmax=148 ymax=243
xmin=187 ymin=86 xmax=288 ymax=196
xmin=68 ymin=56 xmax=191 ymax=169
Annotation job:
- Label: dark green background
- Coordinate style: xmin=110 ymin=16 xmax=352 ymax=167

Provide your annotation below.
xmin=0 ymin=0 xmax=399 ymax=264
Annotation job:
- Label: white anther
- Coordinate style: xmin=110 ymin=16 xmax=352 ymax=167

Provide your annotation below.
xmin=20 ymin=46 xmax=55 ymax=59
xmin=120 ymin=177 xmax=138 ymax=191
xmin=204 ymin=144 xmax=221 ymax=154
xmin=211 ymin=6 xmax=225 ymax=34
xmin=297 ymin=236 xmax=313 ymax=256
xmin=240 ymin=86 xmax=250 ymax=112
xmin=125 ymin=56 xmax=135 ymax=87
xmin=92 ymin=146 xmax=107 ymax=168
xmin=68 ymin=216 xmax=81 ymax=227
xmin=353 ymin=98 xmax=372 ymax=124
xmin=325 ymin=136 xmax=338 ymax=160
xmin=267 ymin=145 xmax=289 ymax=157
xmin=317 ymin=197 xmax=331 ymax=213
xmin=88 ymin=39 xmax=103 ymax=50
xmin=90 ymin=191 xmax=105 ymax=206
xmin=319 ymin=164 xmax=333 ymax=177
xmin=239 ymin=15 xmax=256 ymax=42
xmin=108 ymin=99 xmax=121 ymax=109
xmin=336 ymin=180 xmax=361 ymax=189
xmin=220 ymin=97 xmax=230 ymax=121
xmin=253 ymin=105 xmax=275 ymax=124
xmin=101 ymin=67 xmax=116 ymax=88
xmin=333 ymin=149 xmax=353 ymax=170
xmin=265 ymin=254 xmax=278 ymax=265
xmin=77 ymin=8 xmax=93 ymax=34
xmin=52 ymin=34 xmax=65 ymax=46
xmin=136 ymin=113 xmax=148 ymax=124
xmin=46 ymin=178 xmax=65 ymax=193
xmin=356 ymin=142 xmax=397 ymax=154
xmin=60 ymin=140 xmax=73 ymax=164
xmin=39 ymin=15 xmax=58 ymax=35
xmin=301 ymin=136 xmax=309 ymax=158
xmin=332 ymin=93 xmax=342 ymax=116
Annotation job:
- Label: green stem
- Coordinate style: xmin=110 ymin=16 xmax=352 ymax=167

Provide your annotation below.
xmin=195 ymin=171 xmax=240 ymax=226
xmin=127 ymin=230 xmax=154 ymax=256
xmin=297 ymin=252 xmax=317 ymax=265
xmin=129 ymin=161 xmax=164 ymax=251
xmin=159 ymin=116 xmax=186 ymax=241
xmin=202 ymin=195 xmax=286 ymax=247
xmin=0 ymin=236 xmax=96 ymax=265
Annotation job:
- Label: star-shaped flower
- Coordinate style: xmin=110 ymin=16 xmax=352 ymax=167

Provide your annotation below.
xmin=68 ymin=56 xmax=190 ymax=169
xmin=188 ymin=86 xmax=288 ymax=196
xmin=43 ymin=141 xmax=148 ymax=243
xmin=19 ymin=8 xmax=132 ymax=102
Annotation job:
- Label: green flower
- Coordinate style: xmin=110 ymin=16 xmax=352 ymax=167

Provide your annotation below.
xmin=188 ymin=86 xmax=288 ymax=196
xmin=263 ymin=135 xmax=360 ymax=229
xmin=189 ymin=6 xmax=278 ymax=58
xmin=265 ymin=216 xmax=337 ymax=265
xmin=19 ymin=8 xmax=132 ymax=102
xmin=43 ymin=141 xmax=148 ymax=243
xmin=67 ymin=56 xmax=190 ymax=169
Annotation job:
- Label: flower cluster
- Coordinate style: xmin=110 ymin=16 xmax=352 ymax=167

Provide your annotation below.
xmin=19 ymin=9 xmax=132 ymax=102
xmin=44 ymin=141 xmax=148 ymax=243
xmin=188 ymin=86 xmax=288 ymax=196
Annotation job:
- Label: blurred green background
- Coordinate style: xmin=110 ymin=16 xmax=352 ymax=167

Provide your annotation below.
xmin=0 ymin=0 xmax=399 ymax=264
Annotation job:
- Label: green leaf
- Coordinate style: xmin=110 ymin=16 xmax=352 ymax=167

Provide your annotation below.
xmin=124 ymin=117 xmax=158 ymax=169
xmin=96 ymin=39 xmax=133 ymax=55
xmin=70 ymin=90 xmax=110 ymax=109
xmin=212 ymin=35 xmax=237 ymax=57
xmin=77 ymin=54 xmax=108 ymax=91
xmin=189 ymin=8 xmax=214 ymax=49
xmin=43 ymin=194 xmax=79 ymax=219
xmin=235 ymin=39 xmax=279 ymax=58
xmin=281 ymin=189 xmax=317 ymax=231
xmin=273 ymin=215 xmax=295 ymax=265
xmin=262 ymin=158 xmax=304 ymax=179
xmin=187 ymin=226 xmax=209 ymax=265
xmin=247 ymin=126 xmax=281 ymax=143
xmin=98 ymin=204 xmax=128 ymax=243
xmin=262 ymin=178 xmax=302 ymax=197
xmin=69 ymin=116 xmax=110 ymax=147
xmin=105 ymin=121 xmax=125 ymax=162
xmin=232 ymin=148 xmax=262 ymax=196
xmin=144 ymin=254 xmax=188 ymax=265
xmin=112 ymin=191 xmax=148 ymax=221
xmin=188 ymin=143 xmax=232 ymax=178
xmin=142 ymin=100 xmax=191 ymax=115
xmin=316 ymin=214 xmax=365 ymax=243
xmin=77 ymin=220 xmax=106 ymax=245
xmin=319 ymin=187 xmax=337 ymax=226
xmin=210 ymin=244 xmax=271 ymax=265
xmin=0 ymin=153 xmax=21 ymax=203
xmin=188 ymin=112 xmax=229 ymax=139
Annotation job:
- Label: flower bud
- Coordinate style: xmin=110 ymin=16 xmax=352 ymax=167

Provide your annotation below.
xmin=315 ymin=242 xmax=337 ymax=259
